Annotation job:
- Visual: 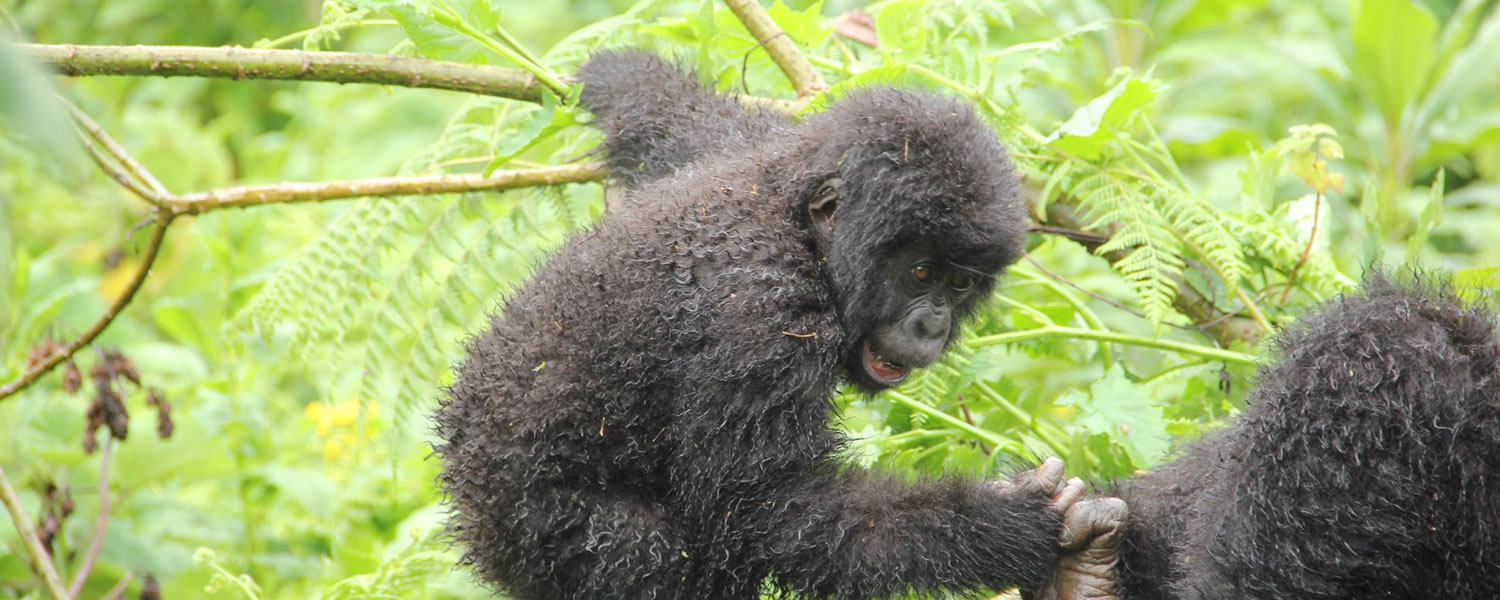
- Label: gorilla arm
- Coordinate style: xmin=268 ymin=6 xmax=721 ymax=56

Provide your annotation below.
xmin=576 ymin=50 xmax=787 ymax=191
xmin=763 ymin=458 xmax=1082 ymax=599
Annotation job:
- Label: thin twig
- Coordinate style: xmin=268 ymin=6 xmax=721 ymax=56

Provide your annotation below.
xmin=722 ymin=0 xmax=827 ymax=98
xmin=0 ymin=213 xmax=172 ymax=401
xmin=1023 ymin=253 xmax=1143 ymax=318
xmin=0 ymin=464 xmax=71 ymax=600
xmin=100 ymin=571 xmax=135 ymax=600
xmin=1027 ymin=224 xmax=1109 ymax=245
xmin=76 ymin=130 xmax=161 ymax=204
xmin=25 ymin=43 xmax=801 ymax=116
xmin=65 ymin=103 xmax=169 ymax=197
xmin=1281 ymin=192 xmax=1322 ymax=303
xmin=68 ymin=434 xmax=113 ymax=598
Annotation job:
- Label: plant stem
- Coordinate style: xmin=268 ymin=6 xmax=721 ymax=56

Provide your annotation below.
xmin=259 ymin=19 xmax=399 ymax=49
xmin=883 ymin=391 xmax=1019 ymax=452
xmin=970 ymin=325 xmax=1258 ymax=366
xmin=0 ymin=213 xmax=173 ymax=401
xmin=0 ymin=465 xmax=71 ymax=600
xmin=429 ymin=6 xmax=568 ymax=95
xmin=67 ymin=438 xmax=113 ymax=597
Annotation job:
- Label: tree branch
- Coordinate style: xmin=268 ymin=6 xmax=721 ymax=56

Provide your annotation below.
xmin=21 ymin=43 xmax=803 ymax=116
xmin=0 ymin=464 xmax=71 ymax=600
xmin=165 ymin=162 xmax=608 ymax=214
xmin=0 ymin=214 xmax=172 ymax=401
xmin=722 ymin=0 xmax=827 ymax=98
xmin=19 ymin=43 xmax=552 ymax=103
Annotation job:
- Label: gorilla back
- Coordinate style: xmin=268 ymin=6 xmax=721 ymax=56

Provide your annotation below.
xmin=435 ymin=56 xmax=1065 ymax=599
xmin=1118 ymin=275 xmax=1500 ymax=599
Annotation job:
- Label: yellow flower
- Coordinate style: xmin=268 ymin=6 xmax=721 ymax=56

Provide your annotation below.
xmin=304 ymin=399 xmax=378 ymax=459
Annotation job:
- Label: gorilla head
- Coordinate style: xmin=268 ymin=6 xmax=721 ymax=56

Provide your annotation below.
xmin=791 ymin=90 xmax=1026 ymax=390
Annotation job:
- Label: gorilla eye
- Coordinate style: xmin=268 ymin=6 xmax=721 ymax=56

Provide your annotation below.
xmin=911 ymin=264 xmax=935 ymax=283
xmin=951 ymin=274 xmax=974 ymax=292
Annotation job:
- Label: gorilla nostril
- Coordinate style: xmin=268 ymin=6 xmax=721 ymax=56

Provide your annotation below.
xmin=916 ymin=312 xmax=949 ymax=339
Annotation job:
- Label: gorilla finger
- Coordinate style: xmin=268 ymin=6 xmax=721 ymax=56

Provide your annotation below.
xmin=1024 ymin=457 xmax=1066 ymax=495
xmin=1057 ymin=497 xmax=1129 ymax=550
xmin=1050 ymin=477 xmax=1086 ymax=515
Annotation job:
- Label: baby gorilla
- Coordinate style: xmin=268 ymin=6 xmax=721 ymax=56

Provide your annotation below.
xmin=435 ymin=51 xmax=1094 ymax=599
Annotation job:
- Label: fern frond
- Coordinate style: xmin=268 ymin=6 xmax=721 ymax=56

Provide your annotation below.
xmin=1070 ymin=173 xmax=1185 ymax=324
xmin=1150 ymin=183 xmax=1247 ymax=296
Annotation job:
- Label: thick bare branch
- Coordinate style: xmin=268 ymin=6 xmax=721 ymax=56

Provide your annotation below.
xmin=19 ymin=43 xmax=553 ymax=103
xmin=722 ymin=0 xmax=827 ymax=98
xmin=166 ymin=162 xmax=608 ymax=214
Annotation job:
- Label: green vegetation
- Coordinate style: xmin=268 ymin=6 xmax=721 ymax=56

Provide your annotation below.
xmin=1 ymin=0 xmax=1497 ymax=597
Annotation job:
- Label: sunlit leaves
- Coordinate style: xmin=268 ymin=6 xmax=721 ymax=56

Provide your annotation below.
xmin=1046 ymin=77 xmax=1157 ymax=160
xmin=1275 ymin=124 xmax=1345 ymax=195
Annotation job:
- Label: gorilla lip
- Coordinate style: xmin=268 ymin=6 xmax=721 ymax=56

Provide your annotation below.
xmin=862 ymin=340 xmax=911 ymax=385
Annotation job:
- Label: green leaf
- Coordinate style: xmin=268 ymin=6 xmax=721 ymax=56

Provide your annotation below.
xmin=1407 ymin=169 xmax=1444 ymax=255
xmin=0 ymin=39 xmax=83 ymax=172
xmin=483 ymin=90 xmax=575 ymax=175
xmin=388 ymin=4 xmax=485 ymax=63
xmin=1046 ymin=78 xmax=1157 ymax=160
xmin=1056 ymin=365 xmax=1170 ymax=468
xmin=257 ymin=465 xmax=339 ymax=518
xmin=154 ymin=301 xmax=211 ymax=352
xmin=876 ymin=0 xmax=930 ymax=58
xmin=1453 ymin=266 xmax=1500 ymax=303
xmin=766 ymin=0 xmax=830 ymax=50
xmin=8 ymin=246 xmax=29 ymax=301
xmin=1349 ymin=0 xmax=1437 ymax=128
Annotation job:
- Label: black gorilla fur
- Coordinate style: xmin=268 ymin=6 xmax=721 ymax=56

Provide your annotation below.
xmin=1115 ymin=275 xmax=1500 ymax=599
xmin=434 ymin=51 xmax=1066 ymax=600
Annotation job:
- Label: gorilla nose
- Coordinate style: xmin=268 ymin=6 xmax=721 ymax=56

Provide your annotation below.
xmin=914 ymin=309 xmax=949 ymax=340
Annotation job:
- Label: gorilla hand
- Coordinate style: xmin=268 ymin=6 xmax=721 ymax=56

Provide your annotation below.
xmin=1029 ymin=496 xmax=1127 ymax=600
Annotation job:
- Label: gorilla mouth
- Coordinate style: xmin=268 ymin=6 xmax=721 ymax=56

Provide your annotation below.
xmin=862 ymin=340 xmax=911 ymax=386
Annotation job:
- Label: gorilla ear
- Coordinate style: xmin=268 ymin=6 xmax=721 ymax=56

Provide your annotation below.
xmin=808 ymin=177 xmax=843 ymax=243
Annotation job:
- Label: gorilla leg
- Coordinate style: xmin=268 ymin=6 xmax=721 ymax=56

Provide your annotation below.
xmin=467 ymin=486 xmax=693 ymax=600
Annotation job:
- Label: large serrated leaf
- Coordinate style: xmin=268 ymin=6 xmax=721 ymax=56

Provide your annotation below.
xmin=1056 ymin=365 xmax=1170 ymax=468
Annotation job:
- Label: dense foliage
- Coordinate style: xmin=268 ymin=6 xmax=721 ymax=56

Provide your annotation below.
xmin=1 ymin=0 xmax=1497 ymax=598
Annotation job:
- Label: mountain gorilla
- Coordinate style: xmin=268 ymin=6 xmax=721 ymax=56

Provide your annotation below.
xmin=1109 ymin=275 xmax=1500 ymax=599
xmin=434 ymin=51 xmax=1117 ymax=600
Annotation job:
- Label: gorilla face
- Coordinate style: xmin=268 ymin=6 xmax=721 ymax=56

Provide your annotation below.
xmin=808 ymin=182 xmax=1006 ymax=393
xmin=794 ymin=90 xmax=1026 ymax=394
xmin=854 ymin=247 xmax=982 ymax=388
